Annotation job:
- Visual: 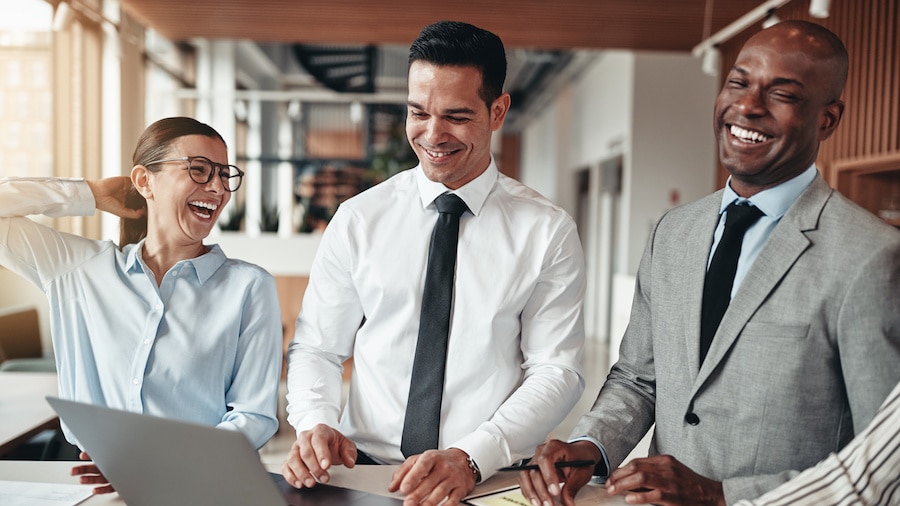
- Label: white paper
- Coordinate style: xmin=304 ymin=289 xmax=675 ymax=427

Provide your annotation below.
xmin=0 ymin=480 xmax=92 ymax=506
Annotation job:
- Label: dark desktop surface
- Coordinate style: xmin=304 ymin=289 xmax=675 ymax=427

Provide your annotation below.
xmin=271 ymin=473 xmax=405 ymax=505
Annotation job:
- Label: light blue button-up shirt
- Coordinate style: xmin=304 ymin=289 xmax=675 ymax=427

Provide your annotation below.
xmin=713 ymin=164 xmax=817 ymax=295
xmin=0 ymin=177 xmax=282 ymax=449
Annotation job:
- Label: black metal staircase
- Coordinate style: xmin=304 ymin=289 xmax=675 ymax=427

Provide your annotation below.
xmin=292 ymin=44 xmax=378 ymax=93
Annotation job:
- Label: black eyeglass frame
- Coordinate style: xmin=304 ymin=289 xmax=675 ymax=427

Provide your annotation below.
xmin=143 ymin=156 xmax=245 ymax=192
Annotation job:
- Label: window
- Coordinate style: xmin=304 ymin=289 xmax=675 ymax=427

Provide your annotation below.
xmin=0 ymin=0 xmax=53 ymax=178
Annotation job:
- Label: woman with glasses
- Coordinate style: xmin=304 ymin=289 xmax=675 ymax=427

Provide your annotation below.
xmin=0 ymin=117 xmax=282 ymax=493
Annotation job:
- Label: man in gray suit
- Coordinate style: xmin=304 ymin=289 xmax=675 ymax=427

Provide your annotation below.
xmin=519 ymin=20 xmax=900 ymax=506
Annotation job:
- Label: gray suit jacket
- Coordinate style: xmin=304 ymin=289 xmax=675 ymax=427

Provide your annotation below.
xmin=573 ymin=174 xmax=900 ymax=503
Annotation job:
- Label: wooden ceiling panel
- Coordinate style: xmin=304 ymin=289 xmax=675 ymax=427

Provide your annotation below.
xmin=117 ymin=0 xmax=769 ymax=51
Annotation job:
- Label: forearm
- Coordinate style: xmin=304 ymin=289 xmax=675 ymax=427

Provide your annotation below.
xmin=223 ymin=276 xmax=283 ymax=449
xmin=450 ymin=365 xmax=584 ymax=481
xmin=569 ymin=376 xmax=656 ymax=471
xmin=284 ymin=340 xmax=346 ymax=432
xmin=218 ymin=412 xmax=279 ymax=450
xmin=0 ymin=178 xmax=99 ymax=285
xmin=0 ymin=177 xmax=95 ymax=217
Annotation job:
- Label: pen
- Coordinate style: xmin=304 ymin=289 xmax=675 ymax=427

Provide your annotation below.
xmin=498 ymin=459 xmax=595 ymax=472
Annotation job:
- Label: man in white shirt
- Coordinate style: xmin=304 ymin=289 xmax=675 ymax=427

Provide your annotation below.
xmin=281 ymin=20 xmax=586 ymax=506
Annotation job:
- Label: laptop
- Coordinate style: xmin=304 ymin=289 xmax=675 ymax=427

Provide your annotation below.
xmin=46 ymin=396 xmax=403 ymax=506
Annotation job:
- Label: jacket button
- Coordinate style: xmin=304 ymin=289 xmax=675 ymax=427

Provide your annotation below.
xmin=685 ymin=413 xmax=700 ymax=425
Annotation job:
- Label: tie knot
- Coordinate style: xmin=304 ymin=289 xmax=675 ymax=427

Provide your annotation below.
xmin=725 ymin=201 xmax=764 ymax=232
xmin=435 ymin=193 xmax=468 ymax=217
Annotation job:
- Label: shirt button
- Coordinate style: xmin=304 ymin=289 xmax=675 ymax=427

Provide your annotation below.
xmin=172 ymin=270 xmax=179 ymax=277
xmin=143 ymin=339 xmax=150 ymax=345
xmin=132 ymin=378 xmax=140 ymax=385
xmin=685 ymin=412 xmax=700 ymax=425
xmin=154 ymin=303 xmax=162 ymax=311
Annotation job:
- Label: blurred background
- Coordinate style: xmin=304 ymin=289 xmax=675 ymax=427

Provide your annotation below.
xmin=1 ymin=0 xmax=898 ymax=453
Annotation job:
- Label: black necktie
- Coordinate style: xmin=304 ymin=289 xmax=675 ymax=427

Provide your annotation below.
xmin=699 ymin=201 xmax=764 ymax=364
xmin=401 ymin=192 xmax=468 ymax=457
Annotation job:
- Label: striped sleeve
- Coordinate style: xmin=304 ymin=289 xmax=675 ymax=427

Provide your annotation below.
xmin=736 ymin=381 xmax=900 ymax=506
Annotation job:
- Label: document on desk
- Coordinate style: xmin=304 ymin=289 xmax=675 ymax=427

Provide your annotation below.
xmin=464 ymin=482 xmax=628 ymax=506
xmin=319 ymin=465 xmax=627 ymax=505
xmin=0 ymin=480 xmax=92 ymax=506
xmin=321 ymin=465 xmax=521 ymax=500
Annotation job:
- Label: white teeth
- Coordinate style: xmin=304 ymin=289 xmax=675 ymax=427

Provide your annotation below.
xmin=425 ymin=149 xmax=451 ymax=158
xmin=189 ymin=201 xmax=218 ymax=211
xmin=730 ymin=125 xmax=771 ymax=143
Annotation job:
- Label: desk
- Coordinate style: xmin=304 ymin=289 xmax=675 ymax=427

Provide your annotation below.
xmin=0 ymin=460 xmax=624 ymax=505
xmin=0 ymin=371 xmax=58 ymax=456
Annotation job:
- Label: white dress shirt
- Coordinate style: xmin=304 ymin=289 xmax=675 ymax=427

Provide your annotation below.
xmin=0 ymin=177 xmax=282 ymax=449
xmin=286 ymin=161 xmax=586 ymax=479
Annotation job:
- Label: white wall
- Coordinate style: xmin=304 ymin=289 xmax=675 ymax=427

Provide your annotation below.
xmin=522 ymin=49 xmax=717 ymax=275
xmin=212 ymin=232 xmax=320 ymax=276
xmin=518 ymin=49 xmax=718 ymax=351
xmin=521 ymin=51 xmax=635 ymax=213
xmin=626 ymin=51 xmax=719 ymax=274
xmin=520 ymin=99 xmax=560 ymax=204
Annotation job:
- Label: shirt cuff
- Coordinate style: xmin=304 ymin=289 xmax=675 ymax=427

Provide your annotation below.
xmin=68 ymin=179 xmax=96 ymax=217
xmin=568 ymin=436 xmax=610 ymax=483
xmin=449 ymin=429 xmax=507 ymax=483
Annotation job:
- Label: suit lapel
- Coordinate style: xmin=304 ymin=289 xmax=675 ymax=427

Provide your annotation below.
xmin=683 ymin=195 xmax=725 ymax=381
xmin=691 ymin=175 xmax=833 ymax=393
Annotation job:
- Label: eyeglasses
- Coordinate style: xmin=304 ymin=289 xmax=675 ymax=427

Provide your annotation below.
xmin=144 ymin=156 xmax=244 ymax=192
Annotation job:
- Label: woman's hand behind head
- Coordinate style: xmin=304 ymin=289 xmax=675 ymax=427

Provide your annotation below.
xmin=87 ymin=177 xmax=147 ymax=220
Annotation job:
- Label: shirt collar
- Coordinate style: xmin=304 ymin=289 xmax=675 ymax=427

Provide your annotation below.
xmin=720 ymin=164 xmax=817 ymax=219
xmin=125 ymin=239 xmax=226 ymax=284
xmin=189 ymin=244 xmax=227 ymax=284
xmin=124 ymin=240 xmax=146 ymax=273
xmin=415 ymin=159 xmax=498 ymax=216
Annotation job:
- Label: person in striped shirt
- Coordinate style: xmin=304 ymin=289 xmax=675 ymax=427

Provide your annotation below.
xmin=737 ymin=381 xmax=900 ymax=505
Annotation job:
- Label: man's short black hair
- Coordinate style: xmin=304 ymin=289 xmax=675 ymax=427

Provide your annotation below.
xmin=408 ymin=20 xmax=507 ymax=108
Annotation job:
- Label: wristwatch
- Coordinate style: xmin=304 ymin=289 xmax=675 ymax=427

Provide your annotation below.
xmin=465 ymin=455 xmax=482 ymax=483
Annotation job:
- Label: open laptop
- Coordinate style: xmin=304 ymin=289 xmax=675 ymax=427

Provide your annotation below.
xmin=46 ymin=396 xmax=403 ymax=506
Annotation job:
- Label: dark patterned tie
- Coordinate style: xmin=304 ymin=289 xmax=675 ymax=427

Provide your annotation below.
xmin=401 ymin=192 xmax=468 ymax=457
xmin=700 ymin=201 xmax=764 ymax=364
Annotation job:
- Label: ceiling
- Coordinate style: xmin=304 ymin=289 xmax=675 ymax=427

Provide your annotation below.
xmin=114 ymin=0 xmax=774 ymax=130
xmin=117 ymin=0 xmax=767 ymax=52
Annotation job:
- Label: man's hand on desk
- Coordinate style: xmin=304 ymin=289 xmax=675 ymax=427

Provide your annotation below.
xmin=388 ymin=448 xmax=476 ymax=506
xmin=70 ymin=451 xmax=115 ymax=494
xmin=281 ymin=424 xmax=357 ymax=488
xmin=518 ymin=439 xmax=599 ymax=506
xmin=605 ymin=454 xmax=725 ymax=506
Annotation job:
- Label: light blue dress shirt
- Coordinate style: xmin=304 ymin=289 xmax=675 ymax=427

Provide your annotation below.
xmin=713 ymin=164 xmax=817 ymax=295
xmin=0 ymin=177 xmax=282 ymax=449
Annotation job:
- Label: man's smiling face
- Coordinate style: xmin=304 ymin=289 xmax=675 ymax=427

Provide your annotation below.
xmin=405 ymin=61 xmax=509 ymax=189
xmin=713 ymin=24 xmax=844 ymax=196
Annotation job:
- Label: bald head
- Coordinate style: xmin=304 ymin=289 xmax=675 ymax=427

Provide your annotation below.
xmin=744 ymin=20 xmax=848 ymax=103
xmin=714 ymin=20 xmax=848 ymax=195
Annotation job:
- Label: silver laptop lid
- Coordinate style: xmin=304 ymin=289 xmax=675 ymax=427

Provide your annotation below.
xmin=46 ymin=396 xmax=286 ymax=506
